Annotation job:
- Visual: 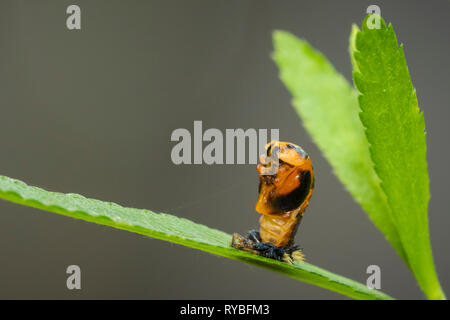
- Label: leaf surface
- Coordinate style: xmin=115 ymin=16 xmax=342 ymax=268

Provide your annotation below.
xmin=272 ymin=30 xmax=408 ymax=264
xmin=351 ymin=15 xmax=445 ymax=299
xmin=0 ymin=174 xmax=392 ymax=300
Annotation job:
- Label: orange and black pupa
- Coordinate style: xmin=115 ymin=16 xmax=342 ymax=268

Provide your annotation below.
xmin=231 ymin=141 xmax=314 ymax=264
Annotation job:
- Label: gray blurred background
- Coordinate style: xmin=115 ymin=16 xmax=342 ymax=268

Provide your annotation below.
xmin=0 ymin=0 xmax=448 ymax=299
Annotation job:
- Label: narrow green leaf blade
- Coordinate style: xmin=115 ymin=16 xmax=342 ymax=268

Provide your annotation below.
xmin=272 ymin=31 xmax=408 ymax=264
xmin=351 ymin=15 xmax=445 ymax=300
xmin=0 ymin=175 xmax=392 ymax=300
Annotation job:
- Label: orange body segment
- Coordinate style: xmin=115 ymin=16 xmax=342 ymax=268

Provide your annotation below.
xmin=255 ymin=141 xmax=314 ymax=247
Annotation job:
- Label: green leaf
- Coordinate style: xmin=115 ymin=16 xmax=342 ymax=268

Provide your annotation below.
xmin=349 ymin=24 xmax=360 ymax=73
xmin=351 ymin=15 xmax=445 ymax=300
xmin=0 ymin=174 xmax=392 ymax=300
xmin=272 ymin=31 xmax=409 ymax=265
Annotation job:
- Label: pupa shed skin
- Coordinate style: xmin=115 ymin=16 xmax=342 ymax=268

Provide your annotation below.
xmin=232 ymin=141 xmax=314 ymax=264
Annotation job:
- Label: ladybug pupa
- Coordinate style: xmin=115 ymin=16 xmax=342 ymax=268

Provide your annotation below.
xmin=231 ymin=141 xmax=314 ymax=264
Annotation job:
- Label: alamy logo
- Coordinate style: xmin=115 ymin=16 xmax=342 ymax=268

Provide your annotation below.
xmin=366 ymin=265 xmax=381 ymax=289
xmin=66 ymin=5 xmax=81 ymax=30
xmin=170 ymin=121 xmax=280 ymax=174
xmin=366 ymin=5 xmax=381 ymax=30
xmin=66 ymin=265 xmax=81 ymax=290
